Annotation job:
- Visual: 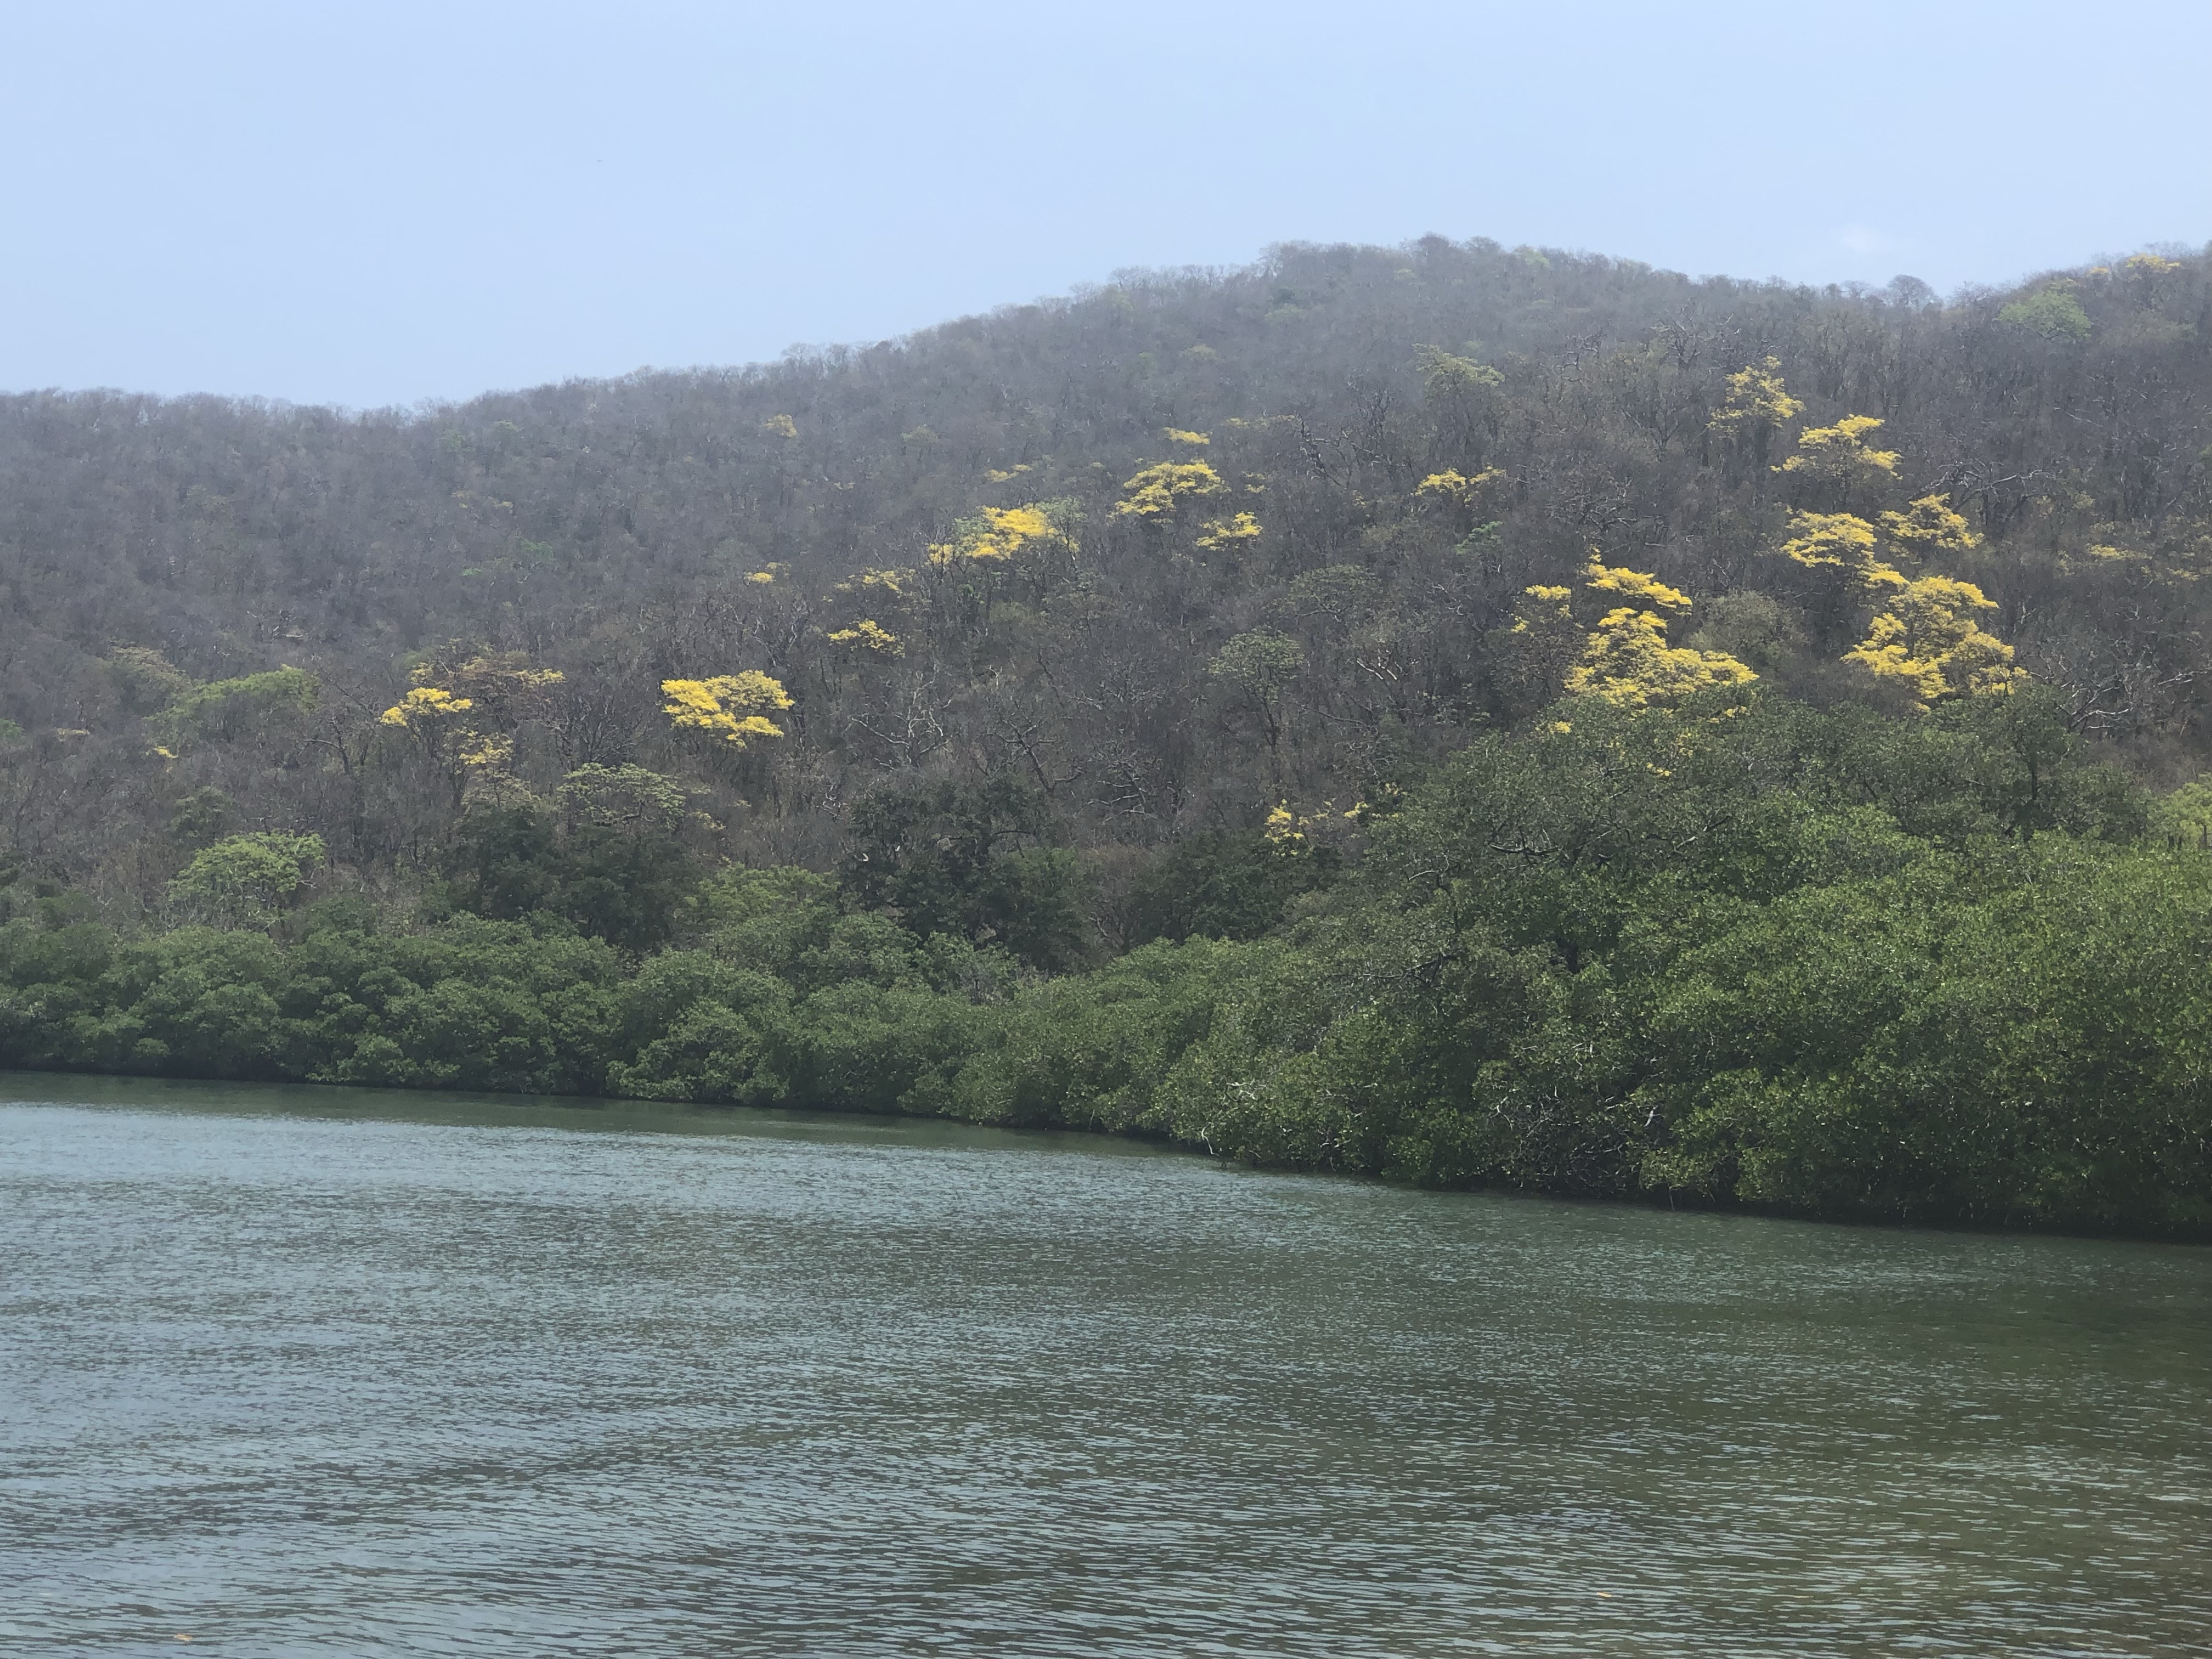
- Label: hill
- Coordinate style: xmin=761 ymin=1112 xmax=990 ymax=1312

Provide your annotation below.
xmin=5 ymin=235 xmax=2212 ymax=1232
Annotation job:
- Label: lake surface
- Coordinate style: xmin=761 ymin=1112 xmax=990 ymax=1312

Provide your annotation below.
xmin=2 ymin=1075 xmax=2208 ymax=1657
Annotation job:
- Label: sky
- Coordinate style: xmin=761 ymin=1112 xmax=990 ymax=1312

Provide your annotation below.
xmin=3 ymin=0 xmax=2208 ymax=410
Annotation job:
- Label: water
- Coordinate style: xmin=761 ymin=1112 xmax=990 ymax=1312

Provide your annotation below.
xmin=2 ymin=1075 xmax=2207 ymax=1657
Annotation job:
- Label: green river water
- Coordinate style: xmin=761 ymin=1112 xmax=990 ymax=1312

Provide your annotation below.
xmin=1 ymin=1074 xmax=2207 ymax=1656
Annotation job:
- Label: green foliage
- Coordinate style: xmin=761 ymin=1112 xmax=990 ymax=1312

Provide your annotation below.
xmin=168 ymin=832 xmax=324 ymax=927
xmin=154 ymin=667 xmax=319 ymax=743
xmin=438 ymin=796 xmax=698 ymax=955
xmin=106 ymin=647 xmax=192 ymax=716
xmin=1208 ymin=630 xmax=1305 ymax=702
xmin=1122 ymin=829 xmax=1335 ymax=944
xmin=840 ymin=776 xmax=1091 ymax=972
xmin=166 ymin=787 xmax=239 ymax=849
xmin=1998 ymin=286 xmax=2094 ymax=342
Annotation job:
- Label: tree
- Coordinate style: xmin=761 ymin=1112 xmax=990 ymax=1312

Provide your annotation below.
xmin=1708 ymin=356 xmax=1802 ymax=471
xmin=1997 ymin=284 xmax=2093 ymax=342
xmin=156 ymin=667 xmax=319 ymax=747
xmin=1122 ymin=829 xmax=1332 ymax=944
xmin=168 ymin=832 xmax=324 ymax=927
xmin=1775 ymin=415 xmax=1900 ymax=509
xmin=1209 ymin=630 xmax=1306 ymax=773
xmin=1547 ymin=562 xmax=1757 ymax=710
xmin=106 ymin=648 xmax=191 ymax=716
xmin=661 ymin=673 xmax=793 ymax=747
xmin=841 ymin=776 xmax=1088 ymax=970
xmin=1845 ymin=577 xmax=2023 ymax=707
xmin=1113 ymin=461 xmax=1224 ymax=521
xmin=927 ymin=503 xmax=1071 ymax=565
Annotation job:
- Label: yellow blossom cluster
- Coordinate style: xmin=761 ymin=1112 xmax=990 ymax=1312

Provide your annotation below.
xmin=1262 ymin=799 xmax=1358 ymax=856
xmin=380 ymin=685 xmax=473 ymax=727
xmin=1511 ymin=561 xmax=1755 ymax=711
xmin=1113 ymin=460 xmax=1224 ymax=520
xmin=377 ymin=652 xmax=567 ymax=803
xmin=1781 ymin=511 xmax=1886 ymax=578
xmin=1878 ymin=494 xmax=1979 ymax=556
xmin=1776 ymin=492 xmax=2017 ymax=706
xmin=928 ymin=504 xmax=1064 ymax=566
xmin=1561 ymin=560 xmax=1756 ymax=709
xmin=1584 ymin=562 xmax=1692 ymax=611
xmin=827 ymin=619 xmax=902 ymax=656
xmin=834 ymin=567 xmax=914 ymax=597
xmin=1708 ymin=357 xmax=1803 ymax=438
xmin=1195 ymin=512 xmax=1262 ymax=551
xmin=1415 ymin=466 xmax=1504 ymax=506
xmin=661 ymin=672 xmax=793 ymax=747
xmin=458 ymin=733 xmax=514 ymax=770
xmin=1776 ymin=414 xmax=1900 ymax=488
xmin=1845 ymin=577 xmax=2022 ymax=705
xmin=455 ymin=656 xmax=564 ymax=695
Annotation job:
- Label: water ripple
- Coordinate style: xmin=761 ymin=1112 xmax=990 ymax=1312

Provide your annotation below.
xmin=2 ymin=1083 xmax=2208 ymax=1657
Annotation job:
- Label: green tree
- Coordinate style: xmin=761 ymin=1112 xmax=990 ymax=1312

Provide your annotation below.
xmin=842 ymin=776 xmax=1090 ymax=971
xmin=168 ymin=832 xmax=325 ymax=927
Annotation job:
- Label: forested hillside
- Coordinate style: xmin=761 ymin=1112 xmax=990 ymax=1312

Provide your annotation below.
xmin=7 ymin=235 xmax=2212 ymax=1232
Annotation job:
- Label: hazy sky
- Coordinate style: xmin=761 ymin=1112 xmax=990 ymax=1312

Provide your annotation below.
xmin=5 ymin=1 xmax=2207 ymax=409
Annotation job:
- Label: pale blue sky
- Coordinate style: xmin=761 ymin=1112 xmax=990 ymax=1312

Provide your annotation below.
xmin=4 ymin=1 xmax=2207 ymax=408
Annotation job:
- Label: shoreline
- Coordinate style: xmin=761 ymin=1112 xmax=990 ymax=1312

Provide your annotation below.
xmin=12 ymin=1065 xmax=2206 ymax=1249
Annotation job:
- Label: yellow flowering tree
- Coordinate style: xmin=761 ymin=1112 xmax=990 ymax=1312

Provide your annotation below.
xmin=1878 ymin=493 xmax=1979 ymax=556
xmin=661 ymin=672 xmax=793 ymax=747
xmin=1844 ymin=577 xmax=2023 ymax=707
xmin=380 ymin=684 xmax=473 ymax=729
xmin=1113 ymin=461 xmax=1224 ymax=521
xmin=1564 ymin=561 xmax=1756 ymax=709
xmin=1504 ymin=583 xmax=1582 ymax=703
xmin=1775 ymin=414 xmax=1900 ymax=507
xmin=834 ymin=567 xmax=913 ymax=598
xmin=1262 ymin=799 xmax=1357 ymax=859
xmin=1708 ymin=357 xmax=1803 ymax=469
xmin=1505 ymin=563 xmax=1753 ymax=710
xmin=827 ymin=619 xmax=903 ymax=656
xmin=380 ymin=687 xmax=484 ymax=805
xmin=379 ymin=652 xmax=566 ymax=807
xmin=1780 ymin=511 xmax=1889 ymax=582
xmin=1195 ymin=512 xmax=1262 ymax=553
xmin=1770 ymin=491 xmax=2019 ymax=705
xmin=1415 ymin=466 xmax=1503 ymax=507
xmin=383 ymin=653 xmax=563 ymax=731
xmin=928 ymin=503 xmax=1070 ymax=566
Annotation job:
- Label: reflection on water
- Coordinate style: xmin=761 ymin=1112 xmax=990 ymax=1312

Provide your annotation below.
xmin=3 ymin=1073 xmax=2208 ymax=1657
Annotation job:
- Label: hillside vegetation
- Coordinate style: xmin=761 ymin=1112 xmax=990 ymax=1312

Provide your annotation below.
xmin=5 ymin=235 xmax=2212 ymax=1232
